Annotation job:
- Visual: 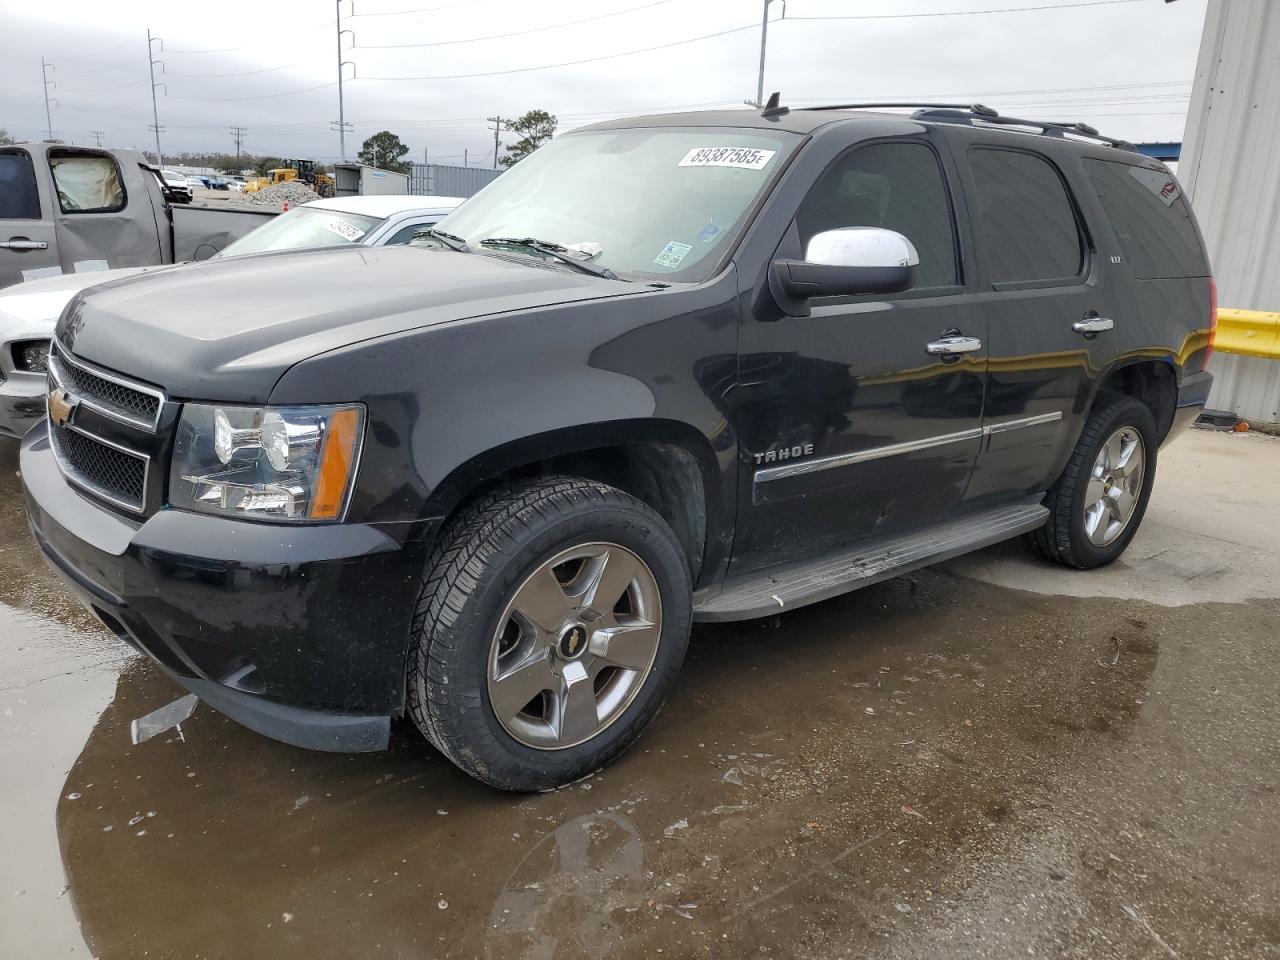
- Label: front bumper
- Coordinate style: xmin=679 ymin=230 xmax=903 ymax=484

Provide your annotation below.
xmin=21 ymin=422 xmax=433 ymax=752
xmin=0 ymin=370 xmax=46 ymax=440
xmin=1165 ymin=369 xmax=1214 ymax=445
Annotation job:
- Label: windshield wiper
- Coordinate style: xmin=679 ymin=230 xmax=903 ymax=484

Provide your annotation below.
xmin=417 ymin=228 xmax=471 ymax=252
xmin=478 ymin=237 xmax=620 ymax=280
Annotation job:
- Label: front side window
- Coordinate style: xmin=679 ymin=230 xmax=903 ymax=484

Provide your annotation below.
xmin=218 ymin=206 xmax=384 ymax=258
xmin=48 ymin=151 xmax=126 ymax=214
xmin=0 ymin=150 xmax=41 ymax=220
xmin=1083 ymin=158 xmax=1208 ymax=279
xmin=435 ymin=127 xmax=802 ymax=281
xmin=383 ymin=219 xmax=439 ymax=245
xmin=969 ymin=148 xmax=1084 ymax=286
xmin=797 ymin=141 xmax=959 ymax=289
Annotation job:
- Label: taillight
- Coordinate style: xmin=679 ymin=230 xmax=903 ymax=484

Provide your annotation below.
xmin=1204 ymin=277 xmax=1218 ymax=370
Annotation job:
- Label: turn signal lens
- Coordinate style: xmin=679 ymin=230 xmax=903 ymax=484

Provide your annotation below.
xmin=309 ymin=408 xmax=361 ymax=520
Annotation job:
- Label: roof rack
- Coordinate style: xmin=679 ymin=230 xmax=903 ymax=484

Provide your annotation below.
xmin=910 ymin=107 xmax=1136 ymax=151
xmin=808 ymin=102 xmax=999 ymax=118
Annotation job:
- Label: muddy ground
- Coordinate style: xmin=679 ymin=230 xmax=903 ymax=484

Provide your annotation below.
xmin=1 ymin=428 xmax=1277 ymax=959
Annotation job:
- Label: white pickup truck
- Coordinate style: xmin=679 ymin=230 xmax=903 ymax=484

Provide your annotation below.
xmin=0 ymin=142 xmax=275 ymax=289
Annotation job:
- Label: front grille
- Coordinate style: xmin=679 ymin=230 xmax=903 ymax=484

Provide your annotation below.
xmin=50 ymin=422 xmax=147 ymax=510
xmin=46 ymin=341 xmax=167 ymax=515
xmin=50 ymin=350 xmax=160 ymax=424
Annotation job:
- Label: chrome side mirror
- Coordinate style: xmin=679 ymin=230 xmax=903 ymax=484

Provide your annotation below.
xmin=770 ymin=227 xmax=919 ymax=317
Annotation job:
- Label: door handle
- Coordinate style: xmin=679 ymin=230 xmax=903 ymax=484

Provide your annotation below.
xmin=1073 ymin=316 xmax=1114 ymax=335
xmin=0 ymin=239 xmax=50 ymax=251
xmin=926 ymin=335 xmax=983 ymax=356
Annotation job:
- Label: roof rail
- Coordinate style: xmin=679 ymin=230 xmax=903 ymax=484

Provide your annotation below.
xmin=807 ymin=102 xmax=999 ymax=118
xmin=911 ymin=107 xmax=1136 ymax=151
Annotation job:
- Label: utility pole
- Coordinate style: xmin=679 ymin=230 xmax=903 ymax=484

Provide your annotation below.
xmin=230 ymin=126 xmax=247 ymax=159
xmin=90 ymin=130 xmax=105 ymax=147
xmin=333 ymin=0 xmax=355 ymax=162
xmin=40 ymin=58 xmax=58 ymax=141
xmin=751 ymin=0 xmax=785 ymax=108
xmin=487 ymin=116 xmax=504 ymax=169
xmin=423 ymin=147 xmax=428 ymax=165
xmin=146 ymin=29 xmax=166 ymax=167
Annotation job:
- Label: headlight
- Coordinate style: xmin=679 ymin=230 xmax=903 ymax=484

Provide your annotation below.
xmin=14 ymin=340 xmax=50 ymax=373
xmin=169 ymin=403 xmax=364 ymax=522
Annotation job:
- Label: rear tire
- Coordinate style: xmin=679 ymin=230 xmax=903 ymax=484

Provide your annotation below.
xmin=1028 ymin=394 xmax=1158 ymax=569
xmin=406 ymin=476 xmax=692 ymax=791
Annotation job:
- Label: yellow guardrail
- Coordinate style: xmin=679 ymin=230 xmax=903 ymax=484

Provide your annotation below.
xmin=1217 ymin=308 xmax=1280 ymax=360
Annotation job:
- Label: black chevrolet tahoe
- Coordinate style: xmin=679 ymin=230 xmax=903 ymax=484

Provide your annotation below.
xmin=21 ymin=102 xmax=1215 ymax=790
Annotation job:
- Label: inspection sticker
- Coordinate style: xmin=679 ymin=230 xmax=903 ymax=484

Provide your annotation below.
xmin=678 ymin=147 xmax=776 ymax=170
xmin=324 ymin=219 xmax=366 ymax=242
xmin=654 ymin=240 xmax=693 ymax=269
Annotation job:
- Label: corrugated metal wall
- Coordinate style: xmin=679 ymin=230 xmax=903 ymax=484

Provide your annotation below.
xmin=409 ymin=163 xmax=503 ymax=198
xmin=1180 ymin=0 xmax=1280 ymax=426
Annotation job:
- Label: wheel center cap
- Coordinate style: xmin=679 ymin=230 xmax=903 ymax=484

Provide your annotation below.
xmin=557 ymin=624 xmax=589 ymax=660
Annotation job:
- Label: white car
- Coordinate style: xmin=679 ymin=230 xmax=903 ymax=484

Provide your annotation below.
xmin=0 ymin=194 xmax=465 ymax=439
xmin=161 ymin=169 xmax=194 ymax=203
xmin=185 ymin=175 xmax=207 ymax=192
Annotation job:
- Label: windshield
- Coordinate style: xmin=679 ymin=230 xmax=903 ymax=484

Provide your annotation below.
xmin=435 ymin=126 xmax=801 ymax=281
xmin=218 ymin=205 xmax=384 ymax=258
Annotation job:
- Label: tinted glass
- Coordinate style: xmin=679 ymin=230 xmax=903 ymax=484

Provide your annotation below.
xmin=1084 ymin=159 xmax=1207 ymax=279
xmin=969 ymin=148 xmax=1083 ymax=284
xmin=383 ymin=220 xmax=439 ymax=245
xmin=0 ymin=150 xmax=41 ymax=220
xmin=49 ymin=152 xmax=126 ymax=214
xmin=797 ymin=142 xmax=958 ymax=289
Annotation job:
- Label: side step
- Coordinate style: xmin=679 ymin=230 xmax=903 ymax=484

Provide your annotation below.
xmin=694 ymin=499 xmax=1048 ymax=622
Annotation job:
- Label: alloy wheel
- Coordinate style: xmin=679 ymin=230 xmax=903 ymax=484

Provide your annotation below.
xmin=486 ymin=542 xmax=663 ymax=750
xmin=1083 ymin=426 xmax=1146 ymax=547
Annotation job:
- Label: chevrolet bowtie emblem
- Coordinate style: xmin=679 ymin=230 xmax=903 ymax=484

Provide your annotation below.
xmin=48 ymin=387 xmax=76 ymax=428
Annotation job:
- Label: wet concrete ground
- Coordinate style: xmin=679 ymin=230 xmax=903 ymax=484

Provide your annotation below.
xmin=1 ymin=428 xmax=1277 ymax=959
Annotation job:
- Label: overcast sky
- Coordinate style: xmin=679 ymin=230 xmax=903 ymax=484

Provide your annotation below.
xmin=0 ymin=0 xmax=1208 ymax=167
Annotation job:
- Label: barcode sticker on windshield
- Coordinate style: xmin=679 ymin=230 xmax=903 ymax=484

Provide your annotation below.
xmin=324 ymin=220 xmax=366 ymax=242
xmin=678 ymin=147 xmax=776 ymax=171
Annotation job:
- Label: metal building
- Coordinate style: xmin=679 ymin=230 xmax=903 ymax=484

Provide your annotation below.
xmin=409 ymin=163 xmax=502 ymax=199
xmin=333 ymin=163 xmax=410 ymax=198
xmin=1179 ymin=0 xmax=1280 ymax=427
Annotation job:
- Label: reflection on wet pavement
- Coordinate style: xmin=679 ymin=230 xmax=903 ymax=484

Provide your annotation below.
xmin=3 ymin=436 xmax=1279 ymax=959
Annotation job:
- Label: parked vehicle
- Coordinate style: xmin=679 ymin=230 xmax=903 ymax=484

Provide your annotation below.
xmin=21 ymin=102 xmax=1214 ymax=791
xmin=0 ymin=143 xmax=273 ymax=289
xmin=0 ymin=194 xmax=463 ymax=439
xmin=161 ymin=170 xmax=194 ymax=204
xmin=184 ymin=175 xmax=208 ymax=192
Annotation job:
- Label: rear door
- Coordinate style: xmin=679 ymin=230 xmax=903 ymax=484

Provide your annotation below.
xmin=45 ymin=148 xmax=164 ymax=273
xmin=0 ymin=147 xmax=59 ymax=288
xmin=946 ymin=132 xmax=1120 ymax=504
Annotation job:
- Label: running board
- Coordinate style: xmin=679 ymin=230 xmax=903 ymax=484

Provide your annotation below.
xmin=694 ymin=499 xmax=1048 ymax=622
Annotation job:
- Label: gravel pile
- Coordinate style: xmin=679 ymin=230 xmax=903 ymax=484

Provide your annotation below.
xmin=240 ymin=182 xmax=321 ymax=207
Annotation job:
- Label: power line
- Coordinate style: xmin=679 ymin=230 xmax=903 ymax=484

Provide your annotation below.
xmin=361 ymin=21 xmax=760 ymax=80
xmin=356 ymin=0 xmax=675 ymax=49
xmin=166 ymin=81 xmax=340 ymax=102
xmin=166 ymin=63 xmax=299 ymax=79
xmin=348 ymin=0 xmax=498 ymax=18
xmin=782 ymin=0 xmax=1147 ymax=22
xmin=58 ymin=56 xmax=148 ymax=75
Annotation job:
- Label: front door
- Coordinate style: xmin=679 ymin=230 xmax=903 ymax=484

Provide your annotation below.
xmin=0 ymin=147 xmax=59 ymax=288
xmin=730 ymin=136 xmax=986 ymax=576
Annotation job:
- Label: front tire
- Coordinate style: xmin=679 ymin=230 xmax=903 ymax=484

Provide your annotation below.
xmin=1029 ymin=394 xmax=1158 ymax=569
xmin=407 ymin=476 xmax=692 ymax=791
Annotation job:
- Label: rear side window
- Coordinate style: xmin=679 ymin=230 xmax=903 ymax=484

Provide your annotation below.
xmin=798 ymin=141 xmax=959 ymax=289
xmin=1083 ymin=159 xmax=1208 ymax=278
xmin=969 ymin=148 xmax=1084 ymax=285
xmin=0 ymin=150 xmax=41 ymax=219
xmin=48 ymin=151 xmax=126 ymax=214
xmin=384 ymin=220 xmax=439 ymax=245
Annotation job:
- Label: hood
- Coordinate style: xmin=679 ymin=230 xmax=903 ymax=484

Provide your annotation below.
xmin=58 ymin=245 xmax=640 ymax=402
xmin=0 ymin=266 xmax=170 ymax=332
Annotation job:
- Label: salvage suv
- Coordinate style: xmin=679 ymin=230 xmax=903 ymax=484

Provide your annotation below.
xmin=22 ymin=102 xmax=1214 ymax=790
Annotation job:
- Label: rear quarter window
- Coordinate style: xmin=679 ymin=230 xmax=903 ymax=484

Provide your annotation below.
xmin=1083 ymin=158 xmax=1208 ymax=279
xmin=0 ymin=150 xmax=41 ymax=219
xmin=48 ymin=151 xmax=126 ymax=214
